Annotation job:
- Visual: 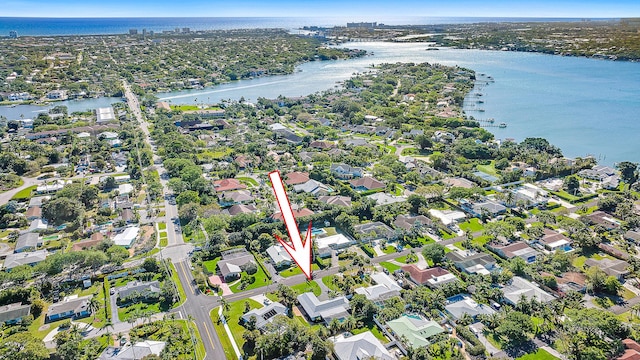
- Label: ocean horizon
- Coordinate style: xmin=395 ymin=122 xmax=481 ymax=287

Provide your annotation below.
xmin=0 ymin=16 xmax=616 ymax=36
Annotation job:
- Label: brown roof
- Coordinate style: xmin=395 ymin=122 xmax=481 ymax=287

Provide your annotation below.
xmin=350 ymin=177 xmax=385 ymax=190
xmin=213 ymin=178 xmax=247 ymax=192
xmin=26 ymin=206 xmax=42 ymax=218
xmin=318 ymin=195 xmax=352 ymax=207
xmin=541 ymin=229 xmax=571 ymax=246
xmin=557 ymin=272 xmax=587 ymax=286
xmin=71 ymin=238 xmax=103 ymax=252
xmin=309 ymin=141 xmax=335 ymax=149
xmin=271 ymin=208 xmax=314 ymax=221
xmin=585 ymin=211 xmax=620 ymax=228
xmin=285 ymin=172 xmax=310 ymax=185
xmin=401 ymin=264 xmax=451 ymax=285
xmin=91 ymin=232 xmax=104 ymax=242
xmin=619 ymin=339 xmax=640 ymax=360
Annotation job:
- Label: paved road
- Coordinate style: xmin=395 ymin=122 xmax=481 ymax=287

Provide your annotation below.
xmin=123 ymin=81 xmax=220 ymax=360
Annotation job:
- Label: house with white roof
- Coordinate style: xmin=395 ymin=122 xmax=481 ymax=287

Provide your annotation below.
xmin=445 ymin=295 xmax=496 ymax=320
xmin=112 ymin=226 xmax=139 ymax=248
xmin=502 ymin=276 xmax=554 ymax=305
xmin=293 ymin=179 xmax=332 ymax=197
xmin=241 ymin=302 xmax=288 ymax=330
xmin=332 ymin=331 xmax=394 ymax=360
xmin=98 ymin=340 xmax=166 ymax=360
xmin=4 ymin=250 xmax=48 ymax=270
xmin=428 ymin=209 xmax=466 ymax=226
xmin=297 ymin=292 xmax=350 ymax=323
xmin=266 ymin=244 xmax=293 ymax=268
xmin=315 ymin=234 xmax=355 ymax=258
xmin=354 ymin=272 xmax=401 ymax=303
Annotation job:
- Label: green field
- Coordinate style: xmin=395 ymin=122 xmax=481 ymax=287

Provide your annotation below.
xmin=236 ymin=176 xmax=259 ymax=187
xmin=11 ymin=185 xmax=37 ymax=200
xmin=211 ymin=299 xmax=262 ymax=359
xmin=516 ymin=349 xmax=558 ymax=360
xmin=202 ymin=257 xmax=221 ymax=274
xmin=290 ymin=280 xmax=322 ymax=296
xmin=228 ymin=265 xmax=271 ymax=293
xmin=158 ymin=222 xmax=167 ymax=230
xmin=279 ymin=263 xmax=320 ymax=278
xmin=159 ymin=232 xmax=168 ymax=247
xmin=380 ymin=261 xmax=401 ymax=273
xmin=117 ymin=302 xmax=160 ymax=322
xmin=459 ymin=218 xmax=484 ymax=232
xmin=169 ymin=262 xmax=187 ymax=306
xmin=476 ymin=161 xmax=499 ymax=176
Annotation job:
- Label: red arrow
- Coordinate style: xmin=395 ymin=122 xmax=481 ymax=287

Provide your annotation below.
xmin=269 ymin=170 xmax=313 ymax=280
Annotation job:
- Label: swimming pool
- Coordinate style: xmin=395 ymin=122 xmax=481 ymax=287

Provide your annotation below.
xmin=311 ymin=228 xmax=326 ymax=236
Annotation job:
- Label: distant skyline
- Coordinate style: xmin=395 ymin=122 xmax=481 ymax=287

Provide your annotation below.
xmin=3 ymin=0 xmax=640 ymax=18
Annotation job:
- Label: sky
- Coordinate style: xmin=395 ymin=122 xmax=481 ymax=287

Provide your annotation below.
xmin=3 ymin=0 xmax=640 ymax=18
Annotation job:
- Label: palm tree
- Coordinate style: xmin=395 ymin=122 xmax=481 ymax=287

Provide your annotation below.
xmin=329 ymin=318 xmax=341 ymax=337
xmin=88 ymin=297 xmax=101 ymax=321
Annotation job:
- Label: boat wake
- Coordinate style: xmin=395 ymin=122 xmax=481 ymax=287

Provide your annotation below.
xmin=158 ymin=80 xmax=289 ymax=100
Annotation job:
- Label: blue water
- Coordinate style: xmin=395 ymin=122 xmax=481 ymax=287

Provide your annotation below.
xmin=2 ymin=41 xmax=639 ymax=165
xmin=0 ymin=17 xmax=602 ymax=36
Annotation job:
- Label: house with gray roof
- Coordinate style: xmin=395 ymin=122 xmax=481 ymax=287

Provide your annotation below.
xmin=293 ymin=179 xmax=332 ymax=197
xmin=98 ymin=340 xmax=166 ymax=360
xmin=354 ymin=272 xmax=401 ymax=303
xmin=241 ymin=302 xmax=288 ymax=330
xmin=117 ymin=281 xmax=161 ymax=301
xmin=353 ymin=222 xmax=396 ymax=241
xmin=445 ymin=296 xmax=495 ymax=321
xmin=15 ymin=233 xmax=42 ymax=253
xmin=502 ymin=276 xmax=554 ymax=305
xmin=332 ymin=331 xmax=394 ymax=360
xmin=46 ymin=295 xmax=92 ymax=322
xmin=4 ymin=250 xmax=48 ymax=270
xmin=217 ymin=251 xmax=256 ymax=281
xmin=445 ymin=250 xmax=498 ymax=275
xmin=318 ymin=195 xmax=352 ymax=207
xmin=394 ymin=214 xmax=433 ymax=232
xmin=0 ymin=302 xmax=31 ymax=325
xmin=330 ymin=163 xmax=363 ymax=179
xmin=297 ymin=292 xmax=350 ymax=323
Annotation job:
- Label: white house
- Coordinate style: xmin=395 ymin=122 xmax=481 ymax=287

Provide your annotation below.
xmin=113 ymin=226 xmax=139 ymax=248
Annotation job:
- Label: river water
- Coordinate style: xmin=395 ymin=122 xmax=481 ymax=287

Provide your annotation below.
xmin=2 ymin=42 xmax=640 ymax=165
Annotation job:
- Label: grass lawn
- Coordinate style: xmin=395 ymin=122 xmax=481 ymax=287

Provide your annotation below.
xmin=453 ymin=242 xmax=466 ymax=250
xmin=279 ymin=263 xmax=320 ymax=278
xmin=290 ymin=280 xmax=322 ymax=296
xmin=236 ymin=176 xmax=259 ymax=187
xmin=383 ymin=245 xmax=397 ymax=254
xmin=322 ymin=275 xmax=342 ymax=292
xmin=117 ymin=302 xmax=161 ymax=322
xmin=169 ymin=262 xmax=187 ymax=306
xmin=351 ymin=319 xmax=388 ymax=343
xmin=476 ymin=161 xmax=499 ymax=177
xmin=211 ymin=308 xmax=236 ymax=360
xmin=172 ymin=104 xmax=222 ymax=111
xmin=158 ymin=222 xmax=167 ymax=230
xmin=459 ymin=218 xmax=484 ymax=232
xmin=380 ymin=261 xmax=401 ymax=273
xmin=228 ymin=265 xmax=271 ymax=293
xmin=516 ymin=349 xmax=558 ymax=360
xmin=11 ymin=185 xmax=37 ymax=200
xmin=484 ymin=331 xmax=505 ymax=350
xmin=324 ymin=227 xmax=338 ymax=236
xmin=472 ymin=235 xmax=492 ymax=247
xmin=202 ymin=257 xmax=221 ymax=274
xmin=439 ymin=229 xmax=457 ymax=240
xmin=159 ymin=232 xmax=168 ymax=247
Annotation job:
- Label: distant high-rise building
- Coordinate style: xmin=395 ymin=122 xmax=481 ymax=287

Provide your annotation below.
xmin=182 ymin=27 xmax=190 ymax=33
xmin=175 ymin=28 xmax=180 ymax=33
xmin=142 ymin=29 xmax=147 ymax=37
xmin=149 ymin=30 xmax=154 ymax=37
xmin=9 ymin=30 xmax=18 ymax=39
xmin=129 ymin=29 xmax=138 ymax=35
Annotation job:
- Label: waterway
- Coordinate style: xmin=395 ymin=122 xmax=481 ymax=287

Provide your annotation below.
xmin=2 ymin=42 xmax=640 ymax=165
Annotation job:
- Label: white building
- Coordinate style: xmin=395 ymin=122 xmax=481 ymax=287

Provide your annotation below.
xmin=315 ymin=234 xmax=354 ymax=258
xmin=266 ymin=244 xmax=292 ymax=267
xmin=113 ymin=226 xmax=139 ymax=248
xmin=332 ymin=331 xmax=394 ymax=360
xmin=354 ymin=272 xmax=401 ymax=303
xmin=96 ymin=107 xmax=116 ymax=123
xmin=428 ymin=209 xmax=466 ymax=225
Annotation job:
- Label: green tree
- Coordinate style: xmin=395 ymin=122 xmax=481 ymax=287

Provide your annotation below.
xmin=0 ymin=332 xmax=49 ymax=360
xmin=496 ymin=311 xmax=533 ymax=344
xmin=422 ymin=243 xmax=445 ymax=265
xmin=564 ymin=175 xmax=580 ymax=195
xmin=617 ymin=161 xmax=638 ymax=186
xmin=176 ymin=190 xmax=200 ymax=207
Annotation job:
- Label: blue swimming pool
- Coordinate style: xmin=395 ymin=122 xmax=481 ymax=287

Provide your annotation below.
xmin=311 ymin=228 xmax=326 ymax=236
